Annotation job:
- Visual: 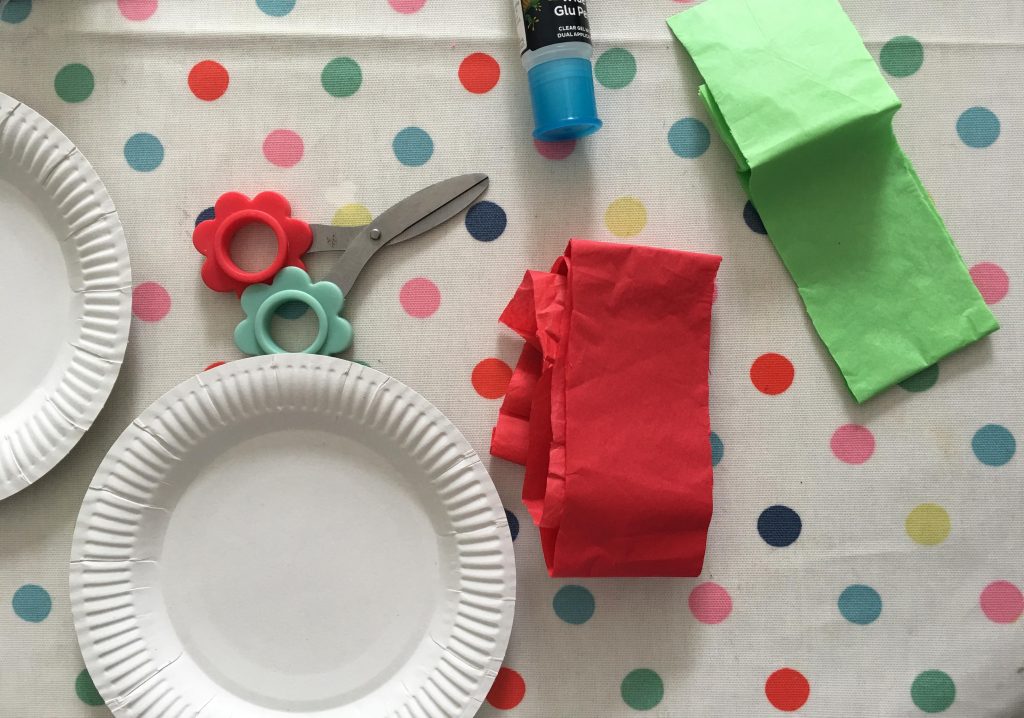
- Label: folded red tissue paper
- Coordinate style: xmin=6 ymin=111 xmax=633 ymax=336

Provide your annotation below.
xmin=491 ymin=239 xmax=722 ymax=577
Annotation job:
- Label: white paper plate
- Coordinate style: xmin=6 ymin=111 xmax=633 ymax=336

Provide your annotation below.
xmin=70 ymin=355 xmax=516 ymax=718
xmin=0 ymin=92 xmax=131 ymax=500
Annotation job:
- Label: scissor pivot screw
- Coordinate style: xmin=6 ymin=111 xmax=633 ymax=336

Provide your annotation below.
xmin=370 ymin=228 xmax=382 ymax=241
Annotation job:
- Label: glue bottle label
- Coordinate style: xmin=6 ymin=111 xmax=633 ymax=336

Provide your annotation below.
xmin=513 ymin=0 xmax=592 ymax=56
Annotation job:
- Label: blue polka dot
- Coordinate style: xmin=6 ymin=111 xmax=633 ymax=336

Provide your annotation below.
xmin=465 ymin=201 xmax=507 ymax=242
xmin=743 ymin=200 xmax=767 ymax=235
xmin=195 ymin=206 xmax=215 ymax=227
xmin=124 ymin=133 xmax=164 ymax=172
xmin=668 ymin=117 xmax=711 ymax=159
xmin=838 ymin=584 xmax=882 ymax=625
xmin=710 ymin=431 xmax=723 ymax=467
xmin=972 ymin=424 xmax=1015 ymax=467
xmin=392 ymin=127 xmax=434 ymax=167
xmin=12 ymin=584 xmax=51 ymax=623
xmin=957 ymin=107 xmax=1000 ymax=148
xmin=505 ymin=508 xmax=520 ymax=541
xmin=757 ymin=505 xmax=801 ymax=547
xmin=1 ymin=0 xmax=31 ymax=23
xmin=553 ymin=584 xmax=595 ymax=625
xmin=256 ymin=0 xmax=296 ymax=16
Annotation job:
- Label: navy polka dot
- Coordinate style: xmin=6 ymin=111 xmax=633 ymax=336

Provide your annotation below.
xmin=195 ymin=206 xmax=215 ymax=227
xmin=465 ymin=200 xmax=507 ymax=242
xmin=757 ymin=505 xmax=801 ymax=547
xmin=743 ymin=200 xmax=767 ymax=235
xmin=506 ymin=508 xmax=520 ymax=541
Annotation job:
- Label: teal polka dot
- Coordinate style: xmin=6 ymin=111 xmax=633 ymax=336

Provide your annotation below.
xmin=710 ymin=431 xmax=723 ymax=467
xmin=1 ymin=0 xmax=31 ymax=23
xmin=957 ymin=107 xmax=1000 ymax=148
xmin=553 ymin=584 xmax=595 ymax=625
xmin=12 ymin=584 xmax=51 ymax=623
xmin=124 ymin=132 xmax=164 ymax=172
xmin=837 ymin=584 xmax=882 ymax=625
xmin=668 ymin=118 xmax=710 ymax=159
xmin=972 ymin=424 xmax=1015 ymax=467
xmin=256 ymin=0 xmax=295 ymax=16
xmin=392 ymin=127 xmax=433 ymax=167
xmin=879 ymin=36 xmax=924 ymax=77
xmin=75 ymin=668 xmax=104 ymax=706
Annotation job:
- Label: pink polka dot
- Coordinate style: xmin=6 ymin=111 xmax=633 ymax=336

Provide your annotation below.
xmin=388 ymin=0 xmax=426 ymax=13
xmin=533 ymin=138 xmax=576 ymax=160
xmin=970 ymin=262 xmax=1009 ymax=304
xmin=980 ymin=580 xmax=1024 ymax=623
xmin=262 ymin=129 xmax=304 ymax=168
xmin=830 ymin=424 xmax=875 ymax=464
xmin=118 ymin=0 xmax=158 ymax=20
xmin=399 ymin=278 xmax=441 ymax=318
xmin=132 ymin=282 xmax=171 ymax=322
xmin=688 ymin=582 xmax=732 ymax=624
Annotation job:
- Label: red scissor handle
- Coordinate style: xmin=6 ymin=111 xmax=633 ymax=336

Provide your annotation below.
xmin=192 ymin=191 xmax=313 ymax=295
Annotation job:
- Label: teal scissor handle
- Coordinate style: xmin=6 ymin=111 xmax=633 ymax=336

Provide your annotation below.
xmin=234 ymin=266 xmax=353 ymax=356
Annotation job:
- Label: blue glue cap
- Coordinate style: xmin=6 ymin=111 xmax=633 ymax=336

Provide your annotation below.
xmin=527 ymin=57 xmax=602 ymax=142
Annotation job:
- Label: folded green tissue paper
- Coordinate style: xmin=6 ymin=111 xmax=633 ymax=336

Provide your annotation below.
xmin=669 ymin=0 xmax=998 ymax=402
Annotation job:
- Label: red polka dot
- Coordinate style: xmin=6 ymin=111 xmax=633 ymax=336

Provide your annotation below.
xmin=188 ymin=60 xmax=229 ymax=101
xmin=399 ymin=277 xmax=441 ymax=318
xmin=750 ymin=353 xmax=794 ymax=395
xmin=486 ymin=667 xmax=525 ymax=710
xmin=132 ymin=282 xmax=171 ymax=322
xmin=472 ymin=358 xmax=513 ymax=400
xmin=533 ymin=138 xmax=576 ymax=160
xmin=830 ymin=424 xmax=875 ymax=464
xmin=204 ymin=361 xmax=226 ymax=371
xmin=970 ymin=262 xmax=1009 ymax=304
xmin=458 ymin=53 xmax=500 ymax=94
xmin=765 ymin=668 xmax=810 ymax=711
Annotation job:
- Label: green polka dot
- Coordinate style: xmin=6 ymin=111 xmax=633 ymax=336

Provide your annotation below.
xmin=595 ymin=48 xmax=636 ymax=90
xmin=54 ymin=63 xmax=94 ymax=103
xmin=899 ymin=364 xmax=939 ymax=392
xmin=621 ymin=668 xmax=663 ymax=711
xmin=321 ymin=57 xmax=362 ymax=98
xmin=911 ymin=670 xmax=955 ymax=713
xmin=880 ymin=36 xmax=924 ymax=78
xmin=75 ymin=669 xmax=104 ymax=706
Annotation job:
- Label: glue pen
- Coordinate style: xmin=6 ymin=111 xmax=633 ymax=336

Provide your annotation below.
xmin=512 ymin=0 xmax=602 ymax=141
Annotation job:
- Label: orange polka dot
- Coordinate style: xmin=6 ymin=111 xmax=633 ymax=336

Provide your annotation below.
xmin=765 ymin=668 xmax=809 ymax=711
xmin=750 ymin=353 xmax=794 ymax=395
xmin=472 ymin=358 xmax=513 ymax=399
xmin=486 ymin=667 xmax=525 ymax=710
xmin=458 ymin=52 xmax=500 ymax=94
xmin=188 ymin=60 xmax=229 ymax=101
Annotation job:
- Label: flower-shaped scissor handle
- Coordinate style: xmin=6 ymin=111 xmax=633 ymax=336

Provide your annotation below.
xmin=193 ymin=174 xmax=489 ymax=357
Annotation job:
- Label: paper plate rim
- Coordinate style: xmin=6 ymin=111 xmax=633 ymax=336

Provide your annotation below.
xmin=69 ymin=354 xmax=516 ymax=718
xmin=0 ymin=92 xmax=132 ymax=501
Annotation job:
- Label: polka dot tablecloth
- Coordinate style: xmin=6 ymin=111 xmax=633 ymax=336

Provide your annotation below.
xmin=1 ymin=1 xmax=1022 ymax=716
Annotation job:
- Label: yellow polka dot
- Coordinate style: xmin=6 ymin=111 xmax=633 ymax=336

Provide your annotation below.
xmin=332 ymin=203 xmax=371 ymax=227
xmin=604 ymin=196 xmax=647 ymax=238
xmin=906 ymin=503 xmax=950 ymax=545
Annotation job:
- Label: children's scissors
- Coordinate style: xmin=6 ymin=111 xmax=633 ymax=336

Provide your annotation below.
xmin=193 ymin=173 xmax=488 ymax=356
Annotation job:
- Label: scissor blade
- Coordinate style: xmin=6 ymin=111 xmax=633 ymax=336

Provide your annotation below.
xmin=307 ymin=224 xmax=365 ymax=253
xmin=388 ymin=174 xmax=489 ymax=245
xmin=323 ymin=173 xmax=488 ymax=295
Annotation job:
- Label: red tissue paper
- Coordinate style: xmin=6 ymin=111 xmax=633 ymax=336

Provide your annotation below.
xmin=490 ymin=239 xmax=722 ymax=577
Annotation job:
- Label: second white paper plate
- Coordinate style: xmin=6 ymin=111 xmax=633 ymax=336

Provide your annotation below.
xmin=71 ymin=355 xmax=515 ymax=717
xmin=0 ymin=92 xmax=131 ymax=499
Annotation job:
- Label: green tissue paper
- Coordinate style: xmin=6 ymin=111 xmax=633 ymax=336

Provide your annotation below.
xmin=668 ymin=0 xmax=998 ymax=402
